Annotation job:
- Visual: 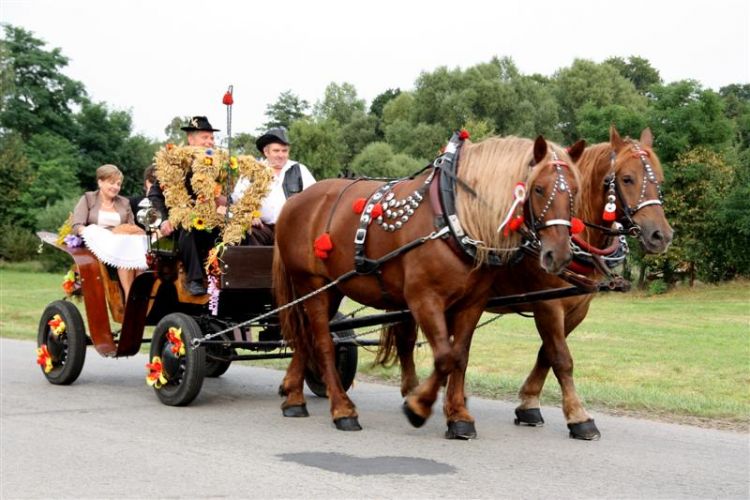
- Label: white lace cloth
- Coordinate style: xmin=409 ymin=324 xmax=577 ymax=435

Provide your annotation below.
xmin=81 ymin=224 xmax=148 ymax=270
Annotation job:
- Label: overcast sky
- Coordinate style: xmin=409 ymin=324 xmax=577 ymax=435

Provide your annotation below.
xmin=3 ymin=0 xmax=749 ymax=141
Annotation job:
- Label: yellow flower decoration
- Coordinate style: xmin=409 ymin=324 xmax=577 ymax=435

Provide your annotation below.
xmin=251 ymin=210 xmax=261 ymax=219
xmin=229 ymin=156 xmax=238 ymax=170
xmin=47 ymin=314 xmax=66 ymax=336
xmin=166 ymin=327 xmax=186 ymax=357
xmin=192 ymin=217 xmax=207 ymax=231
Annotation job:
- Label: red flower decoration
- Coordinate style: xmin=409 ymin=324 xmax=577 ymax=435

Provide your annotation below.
xmin=313 ymin=233 xmax=334 ymax=260
xmin=459 ymin=129 xmax=470 ymax=140
xmin=222 ymin=91 xmax=234 ymax=105
xmin=352 ymin=198 xmax=366 ymax=214
xmin=504 ymin=215 xmax=525 ymax=237
xmin=36 ymin=345 xmax=53 ymax=373
xmin=571 ymin=217 xmax=585 ymax=235
xmin=370 ymin=203 xmax=383 ymax=220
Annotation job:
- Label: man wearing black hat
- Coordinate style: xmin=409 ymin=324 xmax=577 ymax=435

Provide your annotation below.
xmin=232 ymin=127 xmax=315 ymax=244
xmin=148 ymin=116 xmax=224 ymax=295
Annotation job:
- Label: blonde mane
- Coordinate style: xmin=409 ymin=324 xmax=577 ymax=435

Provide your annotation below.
xmin=455 ymin=136 xmax=581 ymax=265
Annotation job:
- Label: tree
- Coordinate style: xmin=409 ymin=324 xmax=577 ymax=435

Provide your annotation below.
xmin=350 ymin=142 xmax=422 ymax=178
xmin=289 ymin=118 xmax=347 ymax=179
xmin=263 ymin=90 xmax=309 ymax=130
xmin=232 ymin=132 xmax=259 ymax=156
xmin=163 ymin=116 xmax=190 ymax=144
xmin=313 ymin=82 xmax=366 ymax=125
xmin=605 ymin=56 xmax=662 ymax=94
xmin=552 ymin=59 xmax=648 ymax=143
xmin=369 ymin=88 xmax=401 ymax=120
xmin=0 ymin=25 xmax=86 ymax=140
xmin=0 ymin=131 xmax=33 ymax=223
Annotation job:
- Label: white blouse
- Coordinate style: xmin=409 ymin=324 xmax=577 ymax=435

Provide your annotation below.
xmin=97 ymin=210 xmax=121 ymax=229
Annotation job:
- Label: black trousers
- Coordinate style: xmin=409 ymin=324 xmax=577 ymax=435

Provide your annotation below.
xmin=242 ymin=223 xmax=275 ymax=246
xmin=178 ymin=228 xmax=220 ymax=283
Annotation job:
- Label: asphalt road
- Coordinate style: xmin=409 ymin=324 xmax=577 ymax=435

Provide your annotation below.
xmin=1 ymin=338 xmax=748 ymax=499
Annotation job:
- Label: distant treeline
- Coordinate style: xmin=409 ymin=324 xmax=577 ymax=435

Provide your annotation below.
xmin=1 ymin=24 xmax=748 ymax=284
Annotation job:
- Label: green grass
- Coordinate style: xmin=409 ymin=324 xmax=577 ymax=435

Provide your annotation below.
xmin=2 ymin=265 xmax=748 ymax=429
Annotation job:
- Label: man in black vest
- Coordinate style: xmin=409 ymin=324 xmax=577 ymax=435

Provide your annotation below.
xmin=232 ymin=127 xmax=316 ymax=245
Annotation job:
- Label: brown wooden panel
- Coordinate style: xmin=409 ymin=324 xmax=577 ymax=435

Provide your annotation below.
xmin=117 ymin=272 xmax=155 ymax=357
xmin=98 ymin=261 xmax=124 ymax=323
xmin=37 ymin=232 xmax=116 ymax=356
xmin=220 ymin=246 xmax=274 ymax=290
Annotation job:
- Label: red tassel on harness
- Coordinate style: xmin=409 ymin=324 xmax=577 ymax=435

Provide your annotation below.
xmin=459 ymin=129 xmax=470 ymax=140
xmin=602 ymin=209 xmax=616 ymax=222
xmin=571 ymin=217 xmax=585 ymax=235
xmin=313 ymin=233 xmax=333 ymax=260
xmin=352 ymin=198 xmax=366 ymax=214
xmin=370 ymin=203 xmax=383 ymax=220
xmin=503 ymin=215 xmax=524 ymax=237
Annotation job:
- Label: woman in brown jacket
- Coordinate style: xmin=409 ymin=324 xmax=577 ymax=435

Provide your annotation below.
xmin=72 ymin=164 xmax=147 ymax=299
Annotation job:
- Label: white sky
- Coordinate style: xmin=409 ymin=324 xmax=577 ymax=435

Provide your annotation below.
xmin=2 ymin=0 xmax=749 ymax=141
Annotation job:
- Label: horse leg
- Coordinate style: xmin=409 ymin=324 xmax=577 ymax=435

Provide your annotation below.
xmin=395 ymin=318 xmax=419 ymax=397
xmin=524 ymin=301 xmax=600 ymax=440
xmin=279 ymin=343 xmax=310 ymax=418
xmin=402 ymin=299 xmax=453 ymax=429
xmin=304 ymin=293 xmax=361 ymax=431
xmin=443 ymin=303 xmax=486 ymax=440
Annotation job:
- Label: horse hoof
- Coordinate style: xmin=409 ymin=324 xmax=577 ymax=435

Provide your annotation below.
xmin=568 ymin=419 xmax=600 ymax=440
xmin=445 ymin=420 xmax=477 ymax=440
xmin=334 ymin=417 xmax=362 ymax=431
xmin=282 ymin=404 xmax=309 ymax=418
xmin=514 ymin=407 xmax=545 ymax=426
xmin=402 ymin=401 xmax=426 ymax=428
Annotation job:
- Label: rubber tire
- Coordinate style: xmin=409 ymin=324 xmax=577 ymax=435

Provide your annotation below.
xmin=37 ymin=300 xmax=87 ymax=385
xmin=204 ymin=348 xmax=233 ymax=378
xmin=305 ymin=313 xmax=358 ymax=398
xmin=150 ymin=313 xmax=205 ymax=406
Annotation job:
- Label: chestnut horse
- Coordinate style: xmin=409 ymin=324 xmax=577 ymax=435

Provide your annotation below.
xmin=385 ymin=126 xmax=672 ymax=440
xmin=273 ymin=135 xmax=584 ymax=436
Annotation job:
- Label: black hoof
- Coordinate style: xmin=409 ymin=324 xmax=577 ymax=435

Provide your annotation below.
xmin=402 ymin=401 xmax=427 ymax=428
xmin=334 ymin=416 xmax=362 ymax=431
xmin=514 ymin=407 xmax=545 ymax=426
xmin=278 ymin=384 xmax=287 ymax=397
xmin=282 ymin=404 xmax=309 ymax=418
xmin=445 ymin=420 xmax=477 ymax=440
xmin=568 ymin=419 xmax=601 ymax=440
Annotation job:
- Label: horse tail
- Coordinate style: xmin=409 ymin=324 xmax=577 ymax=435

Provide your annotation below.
xmin=272 ymin=244 xmax=308 ymax=352
xmin=374 ymin=317 xmax=417 ymax=367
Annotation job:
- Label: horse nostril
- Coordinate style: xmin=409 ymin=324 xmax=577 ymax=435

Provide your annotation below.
xmin=542 ymin=249 xmax=555 ymax=270
xmin=651 ymin=230 xmax=663 ymax=242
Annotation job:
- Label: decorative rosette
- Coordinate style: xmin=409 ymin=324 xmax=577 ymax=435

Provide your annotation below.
xmin=145 ymin=356 xmax=168 ymax=388
xmin=62 ymin=269 xmax=81 ymax=297
xmin=47 ymin=314 xmax=66 ymax=336
xmin=36 ymin=345 xmax=53 ymax=373
xmin=166 ymin=327 xmax=185 ymax=357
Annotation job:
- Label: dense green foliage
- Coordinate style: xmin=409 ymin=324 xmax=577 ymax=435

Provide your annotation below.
xmin=1 ymin=25 xmax=747 ymax=283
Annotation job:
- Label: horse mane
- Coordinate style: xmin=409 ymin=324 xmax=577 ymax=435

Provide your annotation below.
xmin=455 ymin=136 xmax=581 ymax=265
xmin=576 ymin=137 xmax=664 ymax=229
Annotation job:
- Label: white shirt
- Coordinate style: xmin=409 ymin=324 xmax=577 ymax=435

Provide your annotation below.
xmin=232 ymin=159 xmax=316 ymax=224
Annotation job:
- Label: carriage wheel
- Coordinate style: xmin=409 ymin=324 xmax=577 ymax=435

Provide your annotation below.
xmin=149 ymin=313 xmax=205 ymax=406
xmin=37 ymin=300 xmax=87 ymax=385
xmin=305 ymin=313 xmax=358 ymax=397
xmin=204 ymin=346 xmax=233 ymax=378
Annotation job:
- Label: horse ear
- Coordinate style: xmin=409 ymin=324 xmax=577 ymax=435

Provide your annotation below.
xmin=640 ymin=127 xmax=653 ymax=148
xmin=533 ymin=136 xmax=547 ymax=165
xmin=567 ymin=139 xmax=586 ymax=163
xmin=610 ymin=124 xmax=625 ymax=149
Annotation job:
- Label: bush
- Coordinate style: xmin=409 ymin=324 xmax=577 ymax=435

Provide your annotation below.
xmin=0 ymin=224 xmax=41 ymax=262
xmin=647 ymin=279 xmax=669 ymax=296
xmin=35 ymin=197 xmax=78 ymax=231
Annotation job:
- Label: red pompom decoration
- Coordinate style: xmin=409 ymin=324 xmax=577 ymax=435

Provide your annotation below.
xmin=504 ymin=215 xmax=525 ymax=236
xmin=313 ymin=233 xmax=333 ymax=260
xmin=459 ymin=129 xmax=470 ymax=140
xmin=571 ymin=217 xmax=585 ymax=235
xmin=602 ymin=210 xmax=616 ymax=222
xmin=352 ymin=198 xmax=366 ymax=214
xmin=370 ymin=203 xmax=383 ymax=220
xmin=222 ymin=91 xmax=234 ymax=105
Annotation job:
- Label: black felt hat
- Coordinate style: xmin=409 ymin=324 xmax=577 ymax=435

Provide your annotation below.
xmin=180 ymin=116 xmax=220 ymax=132
xmin=256 ymin=127 xmax=290 ymax=152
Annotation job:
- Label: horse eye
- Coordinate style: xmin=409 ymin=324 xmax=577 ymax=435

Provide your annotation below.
xmin=534 ymin=185 xmax=545 ymax=196
xmin=622 ymin=175 xmax=635 ymax=185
